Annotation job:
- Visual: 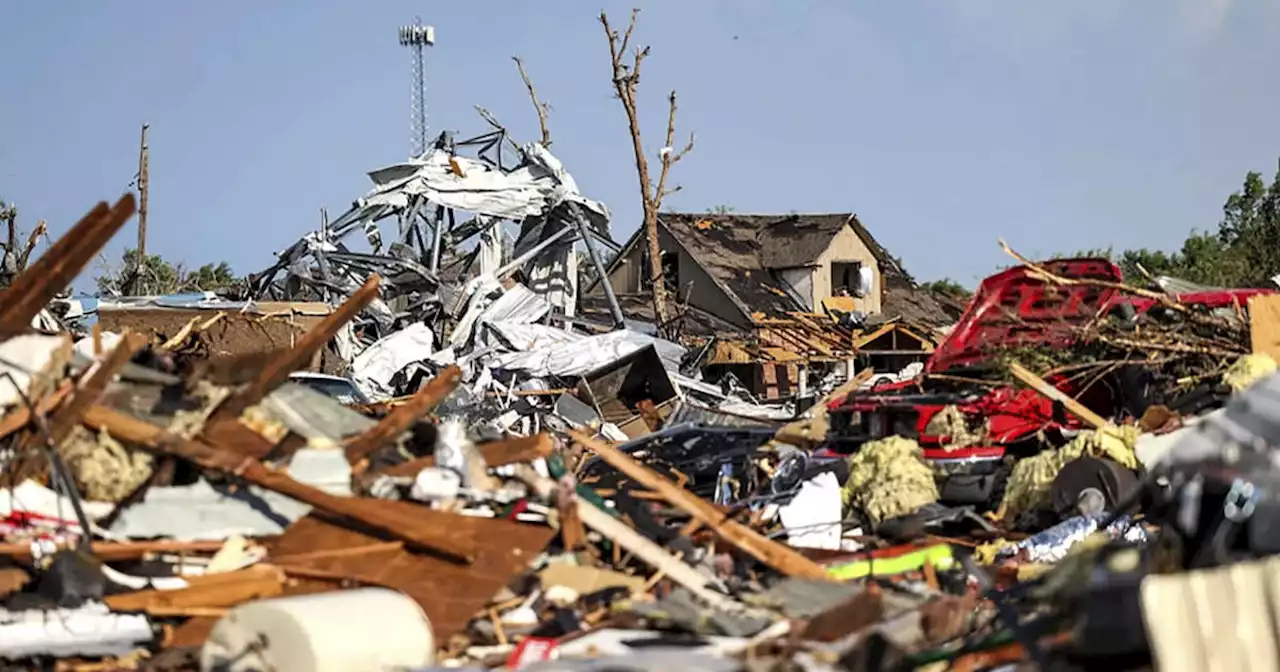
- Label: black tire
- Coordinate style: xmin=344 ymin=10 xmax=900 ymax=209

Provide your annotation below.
xmin=985 ymin=457 xmax=1016 ymax=514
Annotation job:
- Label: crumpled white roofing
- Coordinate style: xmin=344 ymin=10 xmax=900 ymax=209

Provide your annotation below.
xmin=490 ymin=329 xmax=686 ymax=378
xmin=350 ymin=322 xmax=437 ymax=400
xmin=345 ymin=142 xmax=610 ymax=233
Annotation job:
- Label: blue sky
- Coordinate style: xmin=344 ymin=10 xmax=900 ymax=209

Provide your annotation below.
xmin=3 ymin=1 xmax=1280 ymax=292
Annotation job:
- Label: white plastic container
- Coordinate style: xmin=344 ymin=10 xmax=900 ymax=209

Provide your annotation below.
xmin=200 ymin=588 xmax=435 ymax=672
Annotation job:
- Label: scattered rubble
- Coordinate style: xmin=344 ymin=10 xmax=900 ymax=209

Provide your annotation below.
xmin=6 ymin=119 xmax=1280 ymax=672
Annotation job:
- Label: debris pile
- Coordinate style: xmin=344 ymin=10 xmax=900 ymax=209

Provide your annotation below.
xmin=6 ymin=162 xmax=1280 ymax=671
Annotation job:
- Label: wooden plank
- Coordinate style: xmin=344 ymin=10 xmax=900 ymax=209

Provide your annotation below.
xmin=1007 ymin=362 xmax=1109 ymax=430
xmin=41 ymin=332 xmax=146 ymax=445
xmin=0 ymin=196 xmax=136 ymax=336
xmin=265 ymin=506 xmax=555 ymax=640
xmin=570 ymin=430 xmax=832 ymax=581
xmin=205 ymin=273 xmax=382 ymax=426
xmin=343 ymin=365 xmax=462 ymax=463
xmin=105 ymin=565 xmax=284 ymax=613
xmin=1250 ymin=294 xmax=1280 ymax=362
xmin=0 ymin=381 xmax=72 ymax=442
xmin=376 ymin=433 xmax=555 ymax=478
xmin=81 ymin=404 xmax=477 ymax=564
xmin=0 ymin=539 xmax=226 ymax=561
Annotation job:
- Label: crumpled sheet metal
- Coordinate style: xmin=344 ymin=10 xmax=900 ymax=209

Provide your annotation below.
xmin=998 ymin=513 xmax=1149 ymax=564
xmin=350 ymin=322 xmax=437 ymax=400
xmin=450 ymin=281 xmax=549 ymax=350
xmin=334 ymin=141 xmax=610 ymax=239
xmin=491 ymin=329 xmax=687 ymax=378
xmin=841 ymin=436 xmax=939 ymax=524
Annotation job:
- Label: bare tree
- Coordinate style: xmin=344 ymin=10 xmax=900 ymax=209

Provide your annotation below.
xmin=513 ymin=56 xmax=552 ymax=148
xmin=600 ymin=9 xmax=694 ymax=332
xmin=0 ymin=201 xmax=48 ymax=288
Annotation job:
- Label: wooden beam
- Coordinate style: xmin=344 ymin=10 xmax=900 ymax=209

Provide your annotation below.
xmin=376 ymin=433 xmax=555 ymax=478
xmin=41 ymin=331 xmax=146 ymax=445
xmin=343 ymin=365 xmax=462 ymax=463
xmin=81 ymin=404 xmax=477 ymax=564
xmin=0 ymin=195 xmax=136 ymax=336
xmin=1007 ymin=362 xmax=1109 ymax=430
xmin=0 ymin=381 xmax=71 ymax=441
xmin=0 ymin=539 xmax=226 ymax=561
xmin=570 ymin=430 xmax=832 ymax=580
xmin=205 ymin=274 xmax=382 ymax=426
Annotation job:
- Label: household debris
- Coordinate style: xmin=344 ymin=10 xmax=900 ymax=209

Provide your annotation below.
xmin=5 ymin=172 xmax=1280 ymax=672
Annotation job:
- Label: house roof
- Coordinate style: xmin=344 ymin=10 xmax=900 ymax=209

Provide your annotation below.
xmin=879 ymin=268 xmax=957 ymax=328
xmin=656 ymin=214 xmax=809 ymax=317
xmin=597 ymin=211 xmax=944 ymax=325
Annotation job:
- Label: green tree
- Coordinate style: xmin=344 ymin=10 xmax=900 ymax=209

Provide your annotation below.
xmin=96 ymin=249 xmax=242 ymax=296
xmin=1059 ymin=160 xmax=1280 ymax=288
xmin=920 ymin=278 xmax=971 ymax=297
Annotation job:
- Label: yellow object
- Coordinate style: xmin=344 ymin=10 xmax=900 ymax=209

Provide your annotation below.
xmin=923 ymin=404 xmax=986 ymax=451
xmin=826 ymin=544 xmax=956 ymax=580
xmin=841 ymin=436 xmax=939 ymax=524
xmin=974 ymin=538 xmax=1017 ymax=565
xmin=1224 ymin=353 xmax=1278 ymax=393
xmin=999 ymin=425 xmax=1140 ymax=520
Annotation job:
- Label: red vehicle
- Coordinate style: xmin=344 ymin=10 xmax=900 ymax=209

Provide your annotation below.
xmin=823 ymin=258 xmax=1272 ymax=506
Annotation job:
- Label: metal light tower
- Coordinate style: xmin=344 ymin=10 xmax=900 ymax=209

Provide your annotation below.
xmin=398 ymin=19 xmax=435 ymax=158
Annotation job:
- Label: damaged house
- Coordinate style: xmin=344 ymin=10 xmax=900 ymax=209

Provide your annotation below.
xmin=583 ymin=213 xmax=953 ymax=397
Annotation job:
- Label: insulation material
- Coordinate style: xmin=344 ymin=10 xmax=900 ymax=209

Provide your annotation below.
xmin=999 ymin=425 xmax=1140 ymax=520
xmin=840 ymin=436 xmax=939 ymax=524
xmin=1224 ymin=353 xmax=1278 ymax=393
xmin=923 ymin=405 xmax=986 ymax=450
xmin=60 ymin=426 xmax=155 ymax=504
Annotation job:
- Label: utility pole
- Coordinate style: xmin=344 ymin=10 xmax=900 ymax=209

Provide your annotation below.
xmin=133 ymin=123 xmax=150 ymax=294
xmin=398 ymin=19 xmax=435 ymax=158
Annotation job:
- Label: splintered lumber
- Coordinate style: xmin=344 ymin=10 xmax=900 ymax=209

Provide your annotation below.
xmin=344 ymin=365 xmax=462 ymax=463
xmin=512 ymin=463 xmax=746 ymax=612
xmin=1007 ymin=362 xmax=1109 ymax=430
xmin=0 ymin=540 xmax=226 ymax=561
xmin=0 ymin=381 xmax=71 ymax=441
xmin=81 ymin=404 xmax=476 ymax=564
xmin=378 ymin=433 xmax=555 ymax=478
xmin=0 ymin=195 xmax=137 ymax=336
xmin=570 ymin=430 xmax=832 ymax=581
xmin=206 ymin=274 xmax=382 ymax=425
xmin=40 ymin=332 xmax=146 ymax=445
xmin=105 ymin=565 xmax=285 ymax=613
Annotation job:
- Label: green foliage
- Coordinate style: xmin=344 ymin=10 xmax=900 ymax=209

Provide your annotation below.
xmin=1060 ymin=161 xmax=1280 ymax=287
xmin=707 ymin=204 xmax=735 ymax=215
xmin=920 ymin=278 xmax=971 ymax=297
xmin=96 ymin=248 xmax=242 ymax=296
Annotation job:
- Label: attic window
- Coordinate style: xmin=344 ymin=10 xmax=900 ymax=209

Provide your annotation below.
xmin=641 ymin=250 xmax=679 ymax=291
xmin=832 ymin=262 xmax=864 ymax=297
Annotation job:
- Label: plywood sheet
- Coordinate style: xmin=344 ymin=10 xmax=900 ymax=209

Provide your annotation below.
xmin=267 ymin=504 xmax=554 ymax=639
xmin=1251 ymin=294 xmax=1280 ymax=361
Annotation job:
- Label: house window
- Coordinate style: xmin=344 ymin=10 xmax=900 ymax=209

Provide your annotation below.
xmin=641 ymin=250 xmax=679 ymax=290
xmin=831 ymin=262 xmax=864 ymax=297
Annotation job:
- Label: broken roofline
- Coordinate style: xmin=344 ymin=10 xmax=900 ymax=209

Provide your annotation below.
xmin=591 ymin=212 xmax=907 ymax=324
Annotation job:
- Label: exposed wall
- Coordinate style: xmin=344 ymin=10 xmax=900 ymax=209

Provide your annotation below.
xmin=595 ymin=228 xmax=752 ymax=328
xmin=777 ymin=267 xmax=816 ymax=309
xmin=814 ymin=226 xmax=883 ymax=314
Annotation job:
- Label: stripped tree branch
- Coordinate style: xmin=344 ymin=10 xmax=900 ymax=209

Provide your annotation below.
xmin=512 ymin=56 xmax=552 ymax=148
xmin=600 ymin=9 xmax=695 ymax=336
